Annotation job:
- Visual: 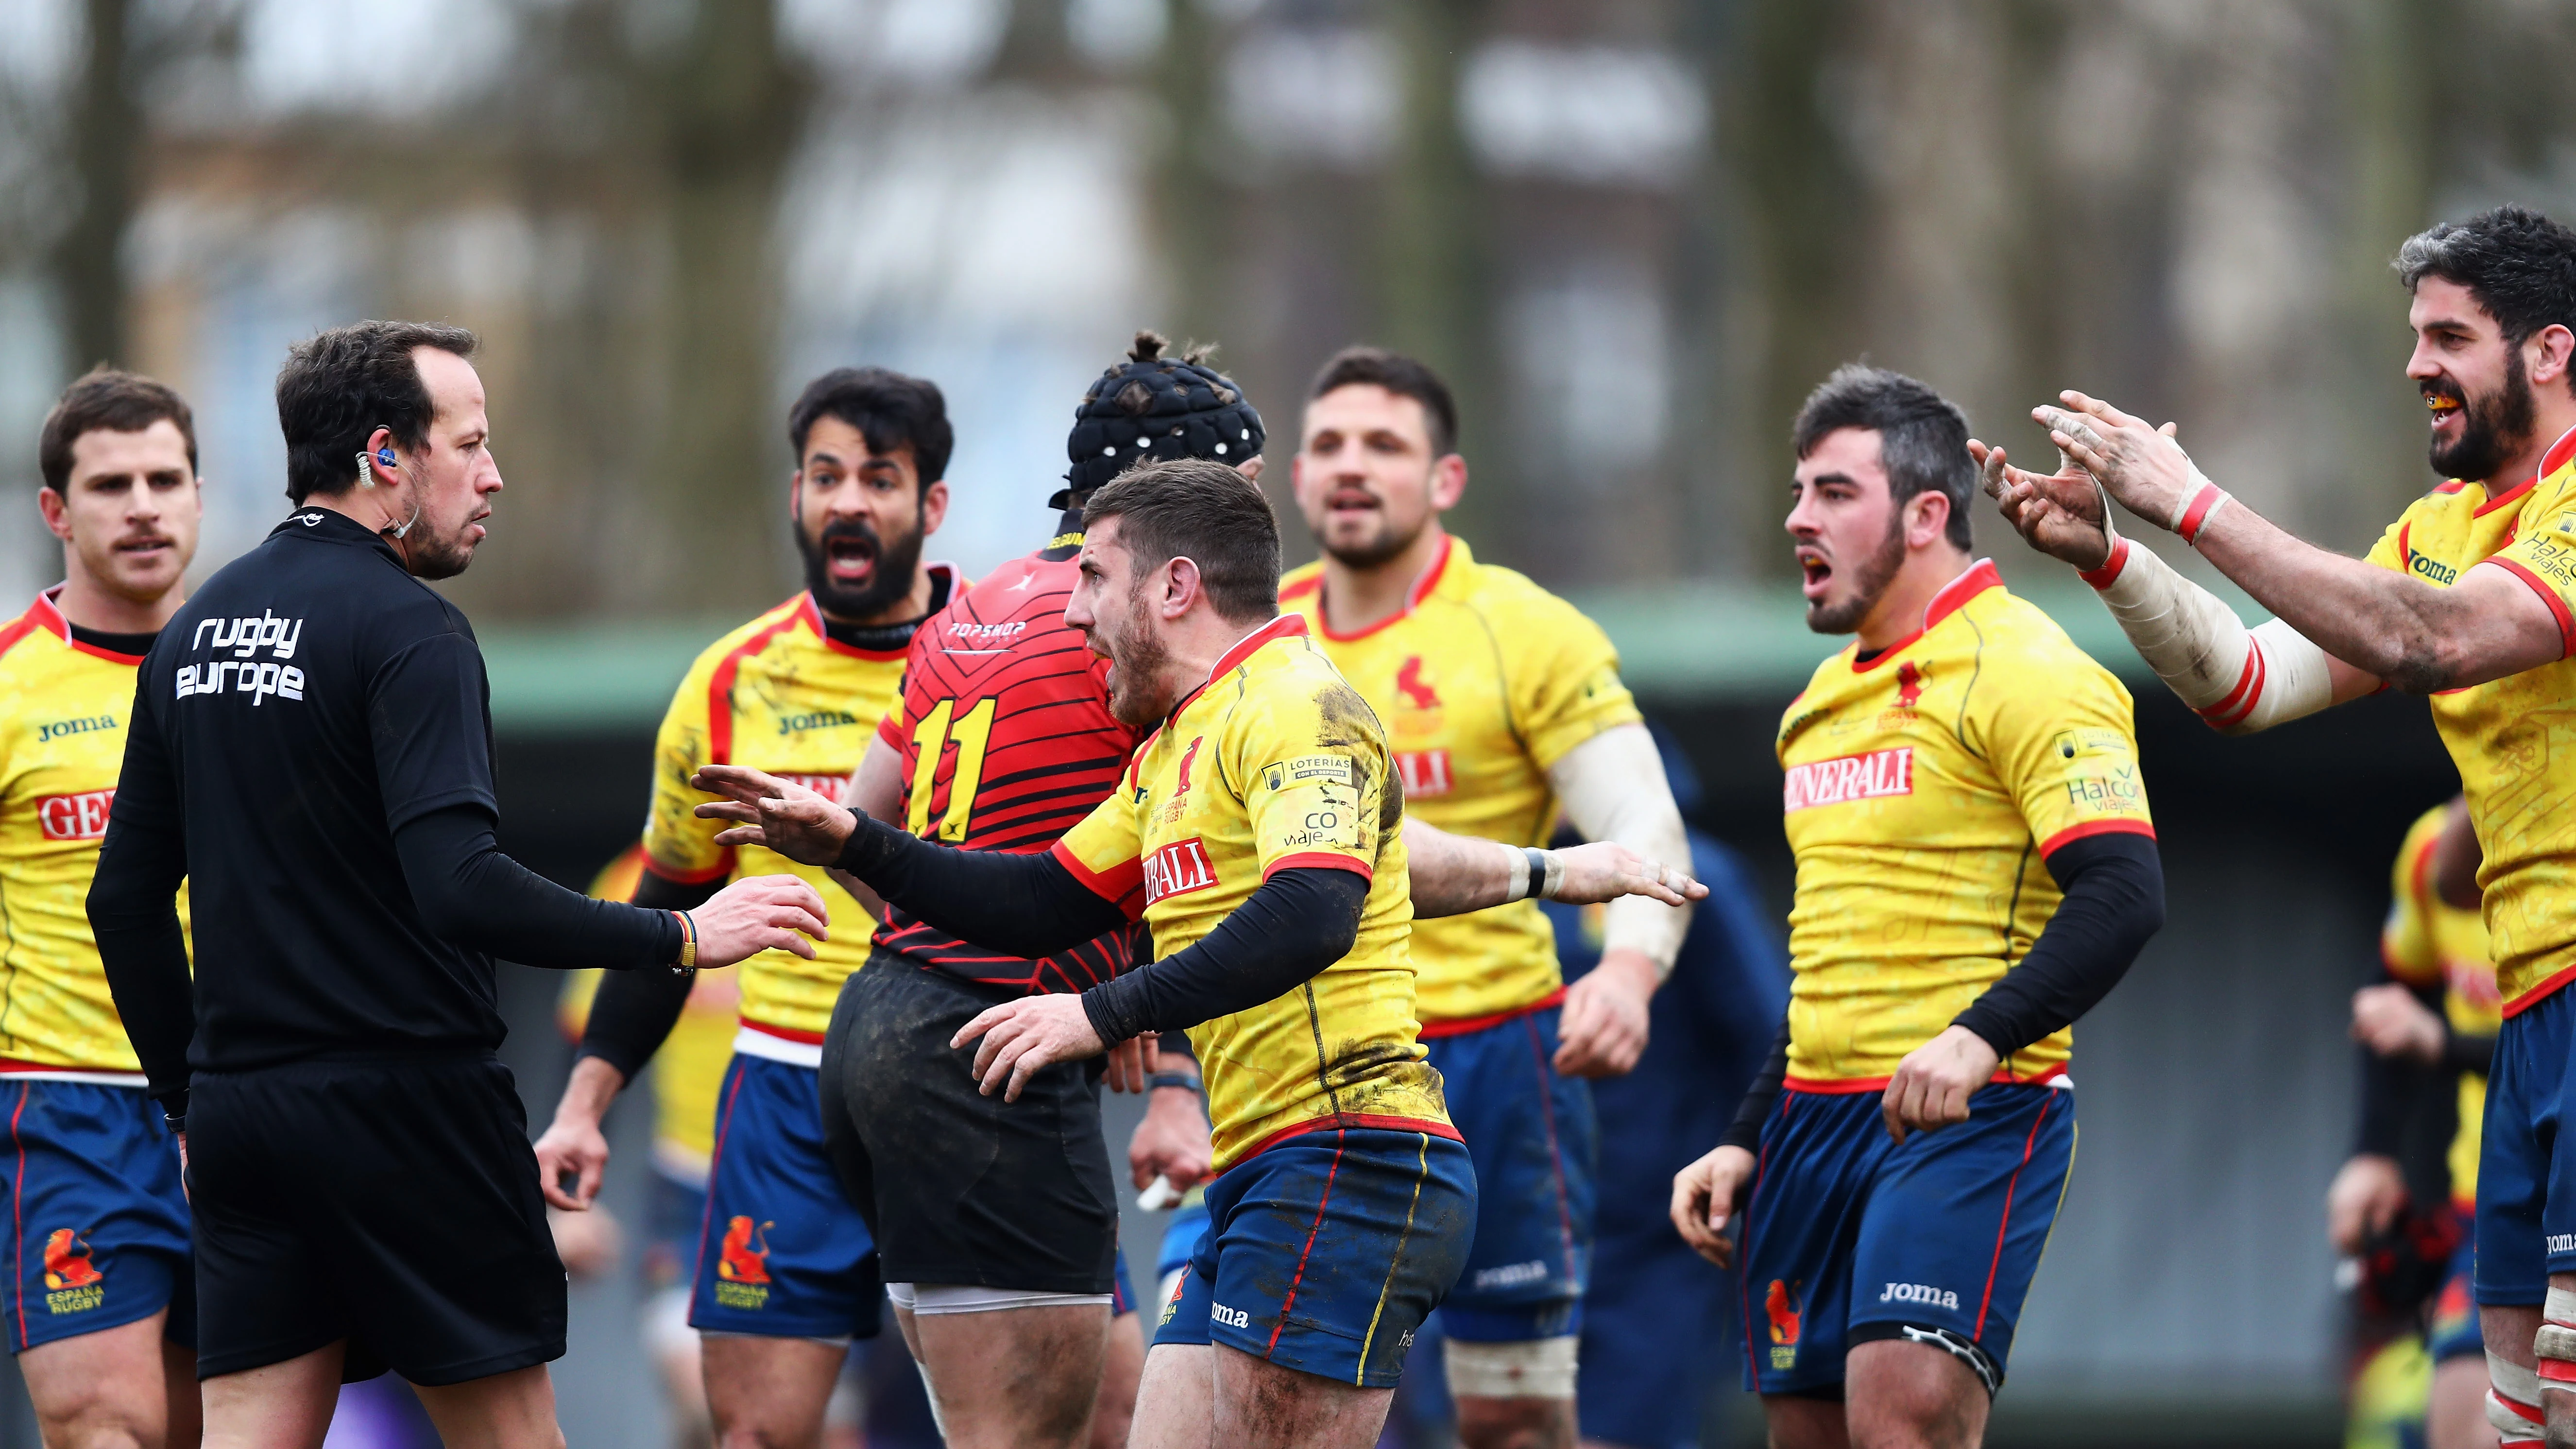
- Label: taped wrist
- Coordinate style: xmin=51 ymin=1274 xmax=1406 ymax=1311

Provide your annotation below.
xmin=2493 ymin=1348 xmax=2546 ymax=1444
xmin=2083 ymin=537 xmax=2334 ymax=734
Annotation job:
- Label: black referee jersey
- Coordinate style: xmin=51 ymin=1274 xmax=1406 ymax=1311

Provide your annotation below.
xmin=88 ymin=504 xmax=687 ymax=1383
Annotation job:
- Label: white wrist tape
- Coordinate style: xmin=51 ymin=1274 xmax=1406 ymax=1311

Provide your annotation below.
xmin=1548 ymin=723 xmax=1691 ymax=979
xmin=1443 ymin=1334 xmax=1578 ymax=1399
xmin=1500 ymin=845 xmax=1561 ymax=904
xmin=2166 ymin=475 xmax=2232 ymax=545
xmin=2081 ymin=538 xmax=2335 ymax=735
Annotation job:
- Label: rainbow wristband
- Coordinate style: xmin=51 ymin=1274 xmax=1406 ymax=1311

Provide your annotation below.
xmin=673 ymin=910 xmax=698 ymax=969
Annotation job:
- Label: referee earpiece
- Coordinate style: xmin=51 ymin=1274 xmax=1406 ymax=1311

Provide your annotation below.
xmin=376 ymin=446 xmax=397 ymax=468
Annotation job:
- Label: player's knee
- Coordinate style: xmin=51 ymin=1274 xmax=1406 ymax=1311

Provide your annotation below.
xmin=1442 ymin=1334 xmax=1578 ymax=1401
xmin=35 ymin=1409 xmax=152 ymax=1449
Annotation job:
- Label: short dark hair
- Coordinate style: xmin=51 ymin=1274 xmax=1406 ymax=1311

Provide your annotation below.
xmin=40 ymin=368 xmax=197 ymax=493
xmin=788 ymin=367 xmax=953 ymax=488
xmin=275 ymin=321 xmax=479 ymax=504
xmin=2397 ymin=206 xmax=2576 ymax=358
xmin=1308 ymin=346 xmax=1459 ymax=457
xmin=1791 ymin=364 xmax=1976 ymax=551
xmin=1081 ymin=456 xmax=1280 ymax=625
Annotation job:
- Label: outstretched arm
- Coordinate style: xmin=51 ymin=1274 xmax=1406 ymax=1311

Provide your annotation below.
xmin=694 ymin=764 xmax=1127 ymax=959
xmin=2017 ymin=392 xmax=2567 ymax=692
xmin=1400 ymin=817 xmax=1706 ymax=917
xmin=1974 ymin=437 xmax=2384 ymax=730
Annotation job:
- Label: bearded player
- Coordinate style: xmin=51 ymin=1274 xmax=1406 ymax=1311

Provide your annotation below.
xmin=693 ymin=456 xmax=1706 ymax=1449
xmin=1 ymin=370 xmax=204 ymax=1449
xmin=1672 ymin=366 xmax=2165 ymax=1449
xmin=1979 ymin=206 xmax=2576 ymax=1448
xmin=1279 ymin=347 xmax=1692 ymax=1448
xmin=531 ymin=366 xmax=958 ymax=1449
xmin=2329 ymin=799 xmax=2498 ymax=1449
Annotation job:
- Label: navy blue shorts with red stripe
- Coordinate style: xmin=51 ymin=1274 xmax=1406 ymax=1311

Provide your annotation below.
xmin=0 ymin=1078 xmax=191 ymax=1354
xmin=1737 ymin=1080 xmax=2074 ymax=1396
xmin=1156 ymin=1127 xmax=1474 ymax=1388
xmin=1420 ymin=1001 xmax=1596 ymax=1342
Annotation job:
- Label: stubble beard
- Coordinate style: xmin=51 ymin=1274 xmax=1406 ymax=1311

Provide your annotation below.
xmin=2430 ymin=349 xmax=2536 ymax=483
xmin=1804 ymin=514 xmax=1908 ymax=636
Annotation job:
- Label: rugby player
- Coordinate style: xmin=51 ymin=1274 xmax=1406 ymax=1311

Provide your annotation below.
xmin=529 ymin=366 xmax=959 ymax=1449
xmin=2329 ymin=798 xmax=2497 ymax=1449
xmin=1977 ymin=205 xmax=2576 ymax=1447
xmin=1671 ymin=366 xmax=2166 ymax=1448
xmin=88 ymin=321 xmax=828 ymax=1448
xmin=1279 ymin=347 xmax=1695 ymax=1447
xmin=1 ymin=369 xmax=204 ymax=1449
xmin=692 ymin=456 xmax=1705 ymax=1449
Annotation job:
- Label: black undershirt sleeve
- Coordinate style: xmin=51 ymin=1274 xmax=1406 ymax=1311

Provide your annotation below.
xmin=2355 ymin=977 xmax=2450 ymax=1157
xmin=834 ymin=815 xmax=1128 ymax=960
xmin=1719 ymin=1015 xmax=1791 ymax=1153
xmin=1948 ymin=833 xmax=2165 ymax=1059
xmin=392 ymin=805 xmax=682 ymax=970
xmin=89 ymin=686 xmax=196 ymax=1118
xmin=1079 ymin=869 xmax=1367 ymax=1045
xmin=572 ymin=870 xmax=730 ymax=1085
xmin=2444 ymin=1028 xmax=2496 ymax=1078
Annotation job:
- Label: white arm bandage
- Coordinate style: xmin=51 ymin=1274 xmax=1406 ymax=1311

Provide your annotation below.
xmin=1547 ymin=722 xmax=1692 ymax=978
xmin=2081 ymin=537 xmax=2336 ymax=734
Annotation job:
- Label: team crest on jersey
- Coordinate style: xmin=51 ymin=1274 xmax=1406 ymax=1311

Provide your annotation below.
xmin=43 ymin=1229 xmax=103 ymax=1315
xmin=714 ymin=1217 xmax=772 ymax=1309
xmin=1144 ymin=838 xmax=1218 ymax=903
xmin=35 ymin=790 xmax=115 ymax=841
xmin=1895 ymin=662 xmax=1925 ymax=710
xmin=1390 ymin=656 xmax=1444 ymax=738
xmin=1781 ymin=748 xmax=1913 ymax=813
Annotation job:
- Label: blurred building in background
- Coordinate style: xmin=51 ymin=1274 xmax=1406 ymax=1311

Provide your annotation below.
xmin=1 ymin=1 xmax=2569 ymax=1444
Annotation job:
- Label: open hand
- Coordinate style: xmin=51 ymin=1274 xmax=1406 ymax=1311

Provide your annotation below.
xmin=1970 ymin=438 xmax=2115 ymax=571
xmin=1550 ymin=843 xmax=1707 ymax=907
xmin=1671 ymin=1143 xmax=1757 ymax=1268
xmin=950 ymin=993 xmax=1108 ymax=1102
xmin=692 ymin=874 xmax=831 ymax=966
xmin=1881 ymin=1025 xmax=2001 ymax=1143
xmin=2032 ymin=392 xmax=2202 ymax=529
xmin=1554 ymin=949 xmax=1656 ymax=1078
xmin=692 ymin=764 xmax=858 ymax=868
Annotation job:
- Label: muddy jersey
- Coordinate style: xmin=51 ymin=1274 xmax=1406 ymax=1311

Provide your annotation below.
xmin=1279 ymin=535 xmax=1641 ymax=1025
xmin=1053 ymin=615 xmax=1450 ymax=1172
xmin=871 ymin=548 xmax=1141 ymax=993
xmin=1776 ymin=561 xmax=2153 ymax=1086
xmin=0 ymin=589 xmax=186 ymax=1075
xmin=2362 ymin=426 xmax=2576 ymax=1015
xmin=644 ymin=585 xmax=948 ymax=1039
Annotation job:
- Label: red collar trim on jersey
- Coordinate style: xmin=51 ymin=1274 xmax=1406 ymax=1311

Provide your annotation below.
xmin=2473 ymin=424 xmax=2576 ymax=518
xmin=1849 ymin=559 xmax=2002 ymax=673
xmin=30 ymin=585 xmax=149 ymax=665
xmin=1145 ymin=614 xmax=1313 ymax=750
xmin=1308 ymin=533 xmax=1454 ymax=643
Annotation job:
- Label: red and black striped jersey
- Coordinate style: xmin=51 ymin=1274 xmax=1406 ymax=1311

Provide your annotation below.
xmin=871 ymin=548 xmax=1142 ymax=992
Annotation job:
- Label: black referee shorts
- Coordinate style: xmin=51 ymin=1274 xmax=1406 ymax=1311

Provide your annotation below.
xmin=188 ymin=1052 xmax=565 ymax=1384
xmin=819 ymin=954 xmax=1119 ymax=1294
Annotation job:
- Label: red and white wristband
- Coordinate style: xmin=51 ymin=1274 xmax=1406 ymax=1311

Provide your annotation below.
xmin=2168 ymin=480 xmax=2231 ymax=545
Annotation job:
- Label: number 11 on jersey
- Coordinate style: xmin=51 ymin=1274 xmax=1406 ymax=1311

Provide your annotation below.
xmin=904 ymin=698 xmax=996 ymax=841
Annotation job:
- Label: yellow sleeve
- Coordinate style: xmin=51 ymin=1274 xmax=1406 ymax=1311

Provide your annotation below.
xmin=2486 ymin=489 xmax=2576 ymax=658
xmin=640 ymin=657 xmax=734 ymax=883
xmin=2380 ymin=810 xmax=2447 ymax=984
xmin=2362 ymin=508 xmax=2411 ymax=573
xmin=1050 ymin=788 xmax=1145 ymax=917
xmin=1975 ymin=650 xmax=2153 ymax=855
xmin=1229 ymin=677 xmax=1392 ymax=881
xmin=1502 ymin=593 xmax=1645 ymax=769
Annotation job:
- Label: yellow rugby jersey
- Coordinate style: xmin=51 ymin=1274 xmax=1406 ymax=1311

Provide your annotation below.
xmin=2362 ymin=428 xmax=2576 ymax=1014
xmin=1776 ymin=562 xmax=2153 ymax=1085
xmin=2380 ymin=806 xmax=2498 ymax=1207
xmin=1051 ymin=614 xmax=1451 ymax=1171
xmin=555 ymin=844 xmax=740 ymax=1184
xmin=1279 ymin=535 xmax=1642 ymax=1024
xmin=645 ymin=586 xmax=943 ymax=1040
xmin=0 ymin=590 xmax=188 ymax=1076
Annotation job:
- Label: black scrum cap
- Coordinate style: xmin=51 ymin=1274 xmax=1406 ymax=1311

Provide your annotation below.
xmin=1056 ymin=331 xmax=1264 ymax=509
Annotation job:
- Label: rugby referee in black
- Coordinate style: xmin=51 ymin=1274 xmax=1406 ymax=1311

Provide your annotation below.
xmin=87 ymin=321 xmax=829 ymax=1447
